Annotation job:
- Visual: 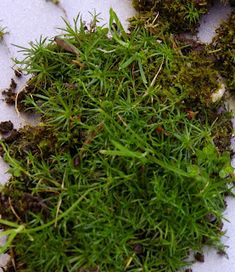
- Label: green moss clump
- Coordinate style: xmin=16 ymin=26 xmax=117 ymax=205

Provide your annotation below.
xmin=132 ymin=0 xmax=212 ymax=33
xmin=0 ymin=10 xmax=233 ymax=272
xmin=210 ymin=11 xmax=235 ymax=93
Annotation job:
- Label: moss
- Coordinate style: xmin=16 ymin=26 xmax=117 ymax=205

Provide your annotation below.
xmin=0 ymin=10 xmax=234 ymax=272
xmin=132 ymin=0 xmax=212 ymax=33
xmin=210 ymin=11 xmax=235 ymax=93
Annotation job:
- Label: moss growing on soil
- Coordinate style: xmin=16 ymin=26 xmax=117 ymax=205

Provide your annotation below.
xmin=210 ymin=11 xmax=235 ymax=93
xmin=132 ymin=0 xmax=213 ymax=33
xmin=132 ymin=1 xmax=235 ymax=33
xmin=0 ymin=10 xmax=234 ymax=272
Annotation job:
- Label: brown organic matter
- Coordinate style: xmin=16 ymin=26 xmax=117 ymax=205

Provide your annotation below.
xmin=210 ymin=11 xmax=235 ymax=93
xmin=194 ymin=252 xmax=205 ymax=262
xmin=0 ymin=121 xmax=14 ymax=134
xmin=14 ymin=68 xmax=23 ymax=78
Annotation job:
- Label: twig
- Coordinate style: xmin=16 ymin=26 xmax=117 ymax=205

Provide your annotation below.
xmin=8 ymin=197 xmax=22 ymax=222
xmin=15 ymin=84 xmax=28 ymax=117
xmin=150 ymin=58 xmax=164 ymax=87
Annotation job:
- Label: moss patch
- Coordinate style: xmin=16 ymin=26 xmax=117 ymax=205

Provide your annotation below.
xmin=132 ymin=0 xmax=213 ymax=33
xmin=210 ymin=11 xmax=235 ymax=93
xmin=0 ymin=9 xmax=234 ymax=272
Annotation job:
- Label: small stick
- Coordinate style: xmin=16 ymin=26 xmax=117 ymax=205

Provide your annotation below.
xmin=15 ymin=84 xmax=28 ymax=117
xmin=150 ymin=58 xmax=164 ymax=87
xmin=8 ymin=197 xmax=22 ymax=222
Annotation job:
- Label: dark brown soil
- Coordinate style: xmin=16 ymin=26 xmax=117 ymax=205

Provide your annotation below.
xmin=2 ymin=80 xmax=34 ymax=112
xmin=194 ymin=252 xmax=205 ymax=262
xmin=9 ymin=79 xmax=17 ymax=90
xmin=0 ymin=121 xmax=14 ymax=134
xmin=2 ymin=88 xmax=16 ymax=105
xmin=4 ymin=129 xmax=20 ymax=144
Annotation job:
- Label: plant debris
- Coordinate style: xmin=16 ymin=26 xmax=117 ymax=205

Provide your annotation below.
xmin=0 ymin=8 xmax=234 ymax=272
xmin=14 ymin=68 xmax=23 ymax=78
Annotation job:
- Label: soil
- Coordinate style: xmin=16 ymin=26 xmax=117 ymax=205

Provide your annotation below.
xmin=194 ymin=252 xmax=205 ymax=263
xmin=2 ymin=88 xmax=16 ymax=105
xmin=9 ymin=79 xmax=17 ymax=90
xmin=4 ymin=129 xmax=20 ymax=144
xmin=2 ymin=78 xmax=35 ymax=112
xmin=0 ymin=121 xmax=14 ymax=134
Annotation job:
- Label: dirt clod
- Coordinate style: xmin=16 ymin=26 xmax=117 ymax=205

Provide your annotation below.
xmin=0 ymin=121 xmax=14 ymax=134
xmin=194 ymin=252 xmax=205 ymax=262
xmin=10 ymin=79 xmax=17 ymax=90
xmin=2 ymin=89 xmax=16 ymax=105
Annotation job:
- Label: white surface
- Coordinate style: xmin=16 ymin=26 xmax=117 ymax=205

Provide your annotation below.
xmin=0 ymin=1 xmax=234 ymax=271
xmin=197 ymin=1 xmax=234 ymax=43
xmin=192 ymin=197 xmax=235 ymax=271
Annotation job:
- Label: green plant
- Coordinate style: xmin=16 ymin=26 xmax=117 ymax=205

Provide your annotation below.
xmin=0 ymin=10 xmax=233 ymax=272
xmin=0 ymin=25 xmax=6 ymax=41
xmin=209 ymin=11 xmax=235 ymax=93
xmin=185 ymin=3 xmax=201 ymax=24
xmin=132 ymin=0 xmax=209 ymax=33
xmin=132 ymin=0 xmax=235 ymax=33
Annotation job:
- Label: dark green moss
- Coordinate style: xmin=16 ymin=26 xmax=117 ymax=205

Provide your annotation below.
xmin=132 ymin=0 xmax=212 ymax=33
xmin=210 ymin=11 xmax=235 ymax=93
